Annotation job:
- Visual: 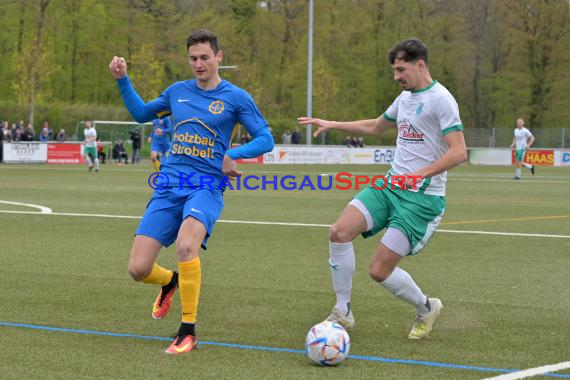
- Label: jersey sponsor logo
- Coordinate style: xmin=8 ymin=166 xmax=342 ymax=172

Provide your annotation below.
xmin=398 ymin=121 xmax=425 ymax=142
xmin=171 ymin=143 xmax=215 ymax=159
xmin=208 ymin=100 xmax=225 ymax=115
xmin=415 ymin=102 xmax=424 ymax=116
xmin=173 ymin=132 xmax=215 ymax=147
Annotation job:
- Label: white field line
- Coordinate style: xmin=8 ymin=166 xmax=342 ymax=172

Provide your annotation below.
xmin=481 ymin=361 xmax=570 ymax=379
xmin=0 ymin=200 xmax=52 ymax=213
xmin=0 ymin=208 xmax=569 ymax=239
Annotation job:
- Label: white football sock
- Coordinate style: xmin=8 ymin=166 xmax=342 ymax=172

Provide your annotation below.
xmin=379 ymin=267 xmax=430 ymax=315
xmin=329 ymin=241 xmax=355 ymax=316
xmin=94 ymin=157 xmax=100 ymax=170
xmin=522 ymin=162 xmax=532 ymax=169
xmin=515 ymin=168 xmax=522 ymax=177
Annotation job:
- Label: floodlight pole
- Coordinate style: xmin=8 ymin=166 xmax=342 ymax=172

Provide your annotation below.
xmin=305 ymin=0 xmax=313 ymax=145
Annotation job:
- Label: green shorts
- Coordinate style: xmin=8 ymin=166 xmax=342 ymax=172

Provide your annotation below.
xmin=515 ymin=149 xmax=526 ymax=162
xmin=354 ymin=183 xmax=446 ymax=255
xmin=84 ymin=146 xmax=97 ymax=158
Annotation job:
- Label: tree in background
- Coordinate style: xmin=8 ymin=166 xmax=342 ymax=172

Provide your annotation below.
xmin=10 ymin=0 xmax=55 ymax=126
xmin=129 ymin=43 xmax=166 ymax=101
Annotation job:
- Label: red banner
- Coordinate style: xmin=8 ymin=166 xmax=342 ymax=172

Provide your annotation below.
xmin=47 ymin=143 xmax=85 ymax=164
xmin=235 ymin=156 xmax=264 ymax=164
xmin=511 ymin=149 xmax=554 ymax=166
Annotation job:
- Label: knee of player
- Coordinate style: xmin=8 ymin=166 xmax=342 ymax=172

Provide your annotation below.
xmin=329 ymin=224 xmax=353 ymax=243
xmin=128 ymin=263 xmax=149 ymax=281
xmin=175 ymin=240 xmax=200 ymax=261
xmin=368 ymin=263 xmax=389 ymax=283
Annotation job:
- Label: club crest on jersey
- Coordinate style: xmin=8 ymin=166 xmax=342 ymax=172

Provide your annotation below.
xmin=398 ymin=121 xmax=424 ymax=142
xmin=208 ymin=100 xmax=225 ymax=115
xmin=415 ymin=102 xmax=424 ymax=116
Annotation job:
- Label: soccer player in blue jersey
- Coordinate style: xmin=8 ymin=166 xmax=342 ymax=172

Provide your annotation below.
xmin=109 ymin=29 xmax=274 ymax=355
xmin=148 ymin=117 xmax=172 ymax=172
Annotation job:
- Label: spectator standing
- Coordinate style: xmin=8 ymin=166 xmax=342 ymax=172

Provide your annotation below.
xmin=22 ymin=124 xmax=35 ymax=141
xmin=130 ymin=128 xmax=142 ymax=164
xmin=42 ymin=121 xmax=53 ymax=140
xmin=11 ymin=124 xmax=21 ymax=141
xmin=281 ymin=130 xmax=292 ymax=144
xmin=39 ymin=127 xmax=50 ymax=142
xmin=291 ymin=127 xmax=302 ymax=144
xmin=56 ymin=129 xmax=67 ymax=142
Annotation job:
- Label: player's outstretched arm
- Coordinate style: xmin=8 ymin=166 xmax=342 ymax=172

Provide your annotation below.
xmin=109 ymin=56 xmax=168 ymax=124
xmin=297 ymin=115 xmax=395 ymax=138
xmin=109 ymin=56 xmax=127 ymax=79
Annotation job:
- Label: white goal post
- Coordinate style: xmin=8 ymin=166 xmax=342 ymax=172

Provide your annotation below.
xmin=73 ymin=120 xmax=153 ymax=143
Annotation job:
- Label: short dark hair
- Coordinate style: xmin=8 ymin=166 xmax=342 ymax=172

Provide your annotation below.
xmin=186 ymin=29 xmax=220 ymax=54
xmin=388 ymin=39 xmax=429 ymax=65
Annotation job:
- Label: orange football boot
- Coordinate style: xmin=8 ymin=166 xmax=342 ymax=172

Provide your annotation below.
xmin=151 ymin=272 xmax=178 ymax=320
xmin=165 ymin=334 xmax=197 ymax=355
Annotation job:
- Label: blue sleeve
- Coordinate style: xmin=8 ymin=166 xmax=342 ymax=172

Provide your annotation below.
xmin=116 ymin=76 xmax=170 ymax=123
xmin=225 ymin=88 xmax=274 ymax=160
xmin=226 ymin=127 xmax=274 ymax=160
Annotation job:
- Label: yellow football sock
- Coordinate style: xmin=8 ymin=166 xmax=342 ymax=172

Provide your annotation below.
xmin=152 ymin=159 xmax=160 ymax=172
xmin=178 ymin=258 xmax=201 ymax=324
xmin=142 ymin=263 xmax=173 ymax=286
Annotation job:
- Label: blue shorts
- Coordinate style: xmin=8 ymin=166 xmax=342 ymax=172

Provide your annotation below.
xmin=151 ymin=142 xmax=170 ymax=155
xmin=136 ymin=187 xmax=224 ymax=249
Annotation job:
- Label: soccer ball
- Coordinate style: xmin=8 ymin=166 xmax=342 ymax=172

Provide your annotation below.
xmin=305 ymin=321 xmax=350 ymax=366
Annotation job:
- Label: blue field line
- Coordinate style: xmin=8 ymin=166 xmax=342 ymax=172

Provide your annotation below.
xmin=1 ymin=322 xmax=569 ymax=378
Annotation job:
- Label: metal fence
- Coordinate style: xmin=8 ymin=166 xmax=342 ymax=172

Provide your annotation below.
xmin=464 ymin=128 xmax=569 ymax=148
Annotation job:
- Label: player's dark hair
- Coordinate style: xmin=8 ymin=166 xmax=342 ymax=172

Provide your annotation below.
xmin=388 ymin=39 xmax=429 ymax=65
xmin=187 ymin=29 xmax=220 ymax=54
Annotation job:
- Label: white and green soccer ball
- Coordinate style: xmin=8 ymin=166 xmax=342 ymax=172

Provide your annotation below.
xmin=305 ymin=321 xmax=350 ymax=366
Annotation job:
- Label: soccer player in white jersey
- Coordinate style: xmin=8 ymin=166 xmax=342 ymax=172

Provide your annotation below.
xmin=298 ymin=39 xmax=467 ymax=339
xmin=510 ymin=118 xmax=535 ymax=180
xmin=83 ymin=121 xmax=100 ymax=172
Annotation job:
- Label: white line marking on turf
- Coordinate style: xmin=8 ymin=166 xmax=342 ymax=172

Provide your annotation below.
xmin=482 ymin=361 xmax=570 ymax=379
xmin=437 ymin=229 xmax=570 ymax=239
xmin=0 ymin=200 xmax=52 ymax=213
xmin=0 ymin=209 xmax=569 ymax=239
xmin=0 ymin=209 xmax=139 ymax=219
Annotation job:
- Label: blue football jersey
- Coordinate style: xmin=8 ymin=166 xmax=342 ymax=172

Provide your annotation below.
xmin=149 ymin=117 xmax=172 ymax=145
xmin=151 ymin=79 xmax=269 ymax=189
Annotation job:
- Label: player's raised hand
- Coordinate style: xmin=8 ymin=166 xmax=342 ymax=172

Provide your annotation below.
xmin=109 ymin=56 xmax=127 ymax=79
xmin=222 ymin=155 xmax=243 ymax=180
xmin=297 ymin=117 xmax=335 ymax=138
